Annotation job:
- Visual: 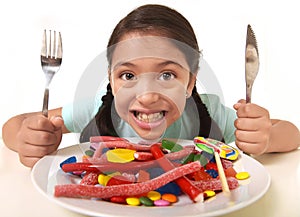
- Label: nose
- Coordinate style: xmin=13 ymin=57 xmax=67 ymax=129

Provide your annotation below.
xmin=136 ymin=91 xmax=160 ymax=106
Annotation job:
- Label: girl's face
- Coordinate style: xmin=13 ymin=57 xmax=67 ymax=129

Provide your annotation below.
xmin=109 ymin=34 xmax=196 ymax=140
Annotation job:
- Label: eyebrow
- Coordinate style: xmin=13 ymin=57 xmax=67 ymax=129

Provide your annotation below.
xmin=157 ymin=60 xmax=184 ymax=69
xmin=112 ymin=60 xmax=184 ymax=71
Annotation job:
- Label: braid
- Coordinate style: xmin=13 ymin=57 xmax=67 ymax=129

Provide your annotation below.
xmin=79 ymin=83 xmax=118 ymax=142
xmin=189 ymin=86 xmax=224 ymax=142
xmin=95 ymin=83 xmax=118 ymax=136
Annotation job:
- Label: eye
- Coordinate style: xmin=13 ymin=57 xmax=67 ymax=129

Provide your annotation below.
xmin=158 ymin=71 xmax=175 ymax=81
xmin=120 ymin=72 xmax=136 ymax=81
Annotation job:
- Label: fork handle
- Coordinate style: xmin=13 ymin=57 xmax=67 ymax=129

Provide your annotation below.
xmin=42 ymin=88 xmax=49 ymax=117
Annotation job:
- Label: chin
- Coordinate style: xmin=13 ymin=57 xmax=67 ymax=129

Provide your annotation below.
xmin=135 ymin=130 xmax=164 ymax=143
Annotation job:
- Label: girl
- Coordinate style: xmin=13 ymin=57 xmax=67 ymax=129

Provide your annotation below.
xmin=2 ymin=4 xmax=299 ymax=167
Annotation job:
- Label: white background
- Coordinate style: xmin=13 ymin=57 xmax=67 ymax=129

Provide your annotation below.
xmin=1 ymin=0 xmax=299 ymax=144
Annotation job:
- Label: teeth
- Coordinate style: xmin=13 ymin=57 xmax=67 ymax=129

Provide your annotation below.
xmin=136 ymin=111 xmax=164 ymax=123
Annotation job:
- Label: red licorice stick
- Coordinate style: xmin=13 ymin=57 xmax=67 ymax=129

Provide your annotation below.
xmin=150 ymin=144 xmax=203 ymax=202
xmin=91 ymin=141 xmax=156 ymax=158
xmin=133 ymin=151 xmax=154 ymax=161
xmin=89 ymin=136 xmax=128 ymax=143
xmin=88 ymin=146 xmax=194 ymax=165
xmin=62 ymin=161 xmax=158 ymax=173
xmin=55 ymin=161 xmax=202 ymax=199
xmin=80 ymin=172 xmax=99 ymax=185
xmin=191 ymin=177 xmax=239 ymax=191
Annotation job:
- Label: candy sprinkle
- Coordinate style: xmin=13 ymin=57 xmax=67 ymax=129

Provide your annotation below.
xmin=126 ymin=197 xmax=140 ymax=206
xmin=161 ymin=193 xmax=177 ymax=203
xmin=147 ymin=191 xmax=161 ymax=201
xmin=235 ymin=171 xmax=250 ymax=180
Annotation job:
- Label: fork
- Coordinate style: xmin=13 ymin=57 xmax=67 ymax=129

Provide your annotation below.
xmin=41 ymin=29 xmax=63 ymax=117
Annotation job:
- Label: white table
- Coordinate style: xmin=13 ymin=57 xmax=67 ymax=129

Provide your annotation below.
xmin=1 ymin=138 xmax=299 ymax=217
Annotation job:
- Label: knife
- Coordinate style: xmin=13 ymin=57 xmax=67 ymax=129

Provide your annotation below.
xmin=245 ymin=24 xmax=259 ymax=103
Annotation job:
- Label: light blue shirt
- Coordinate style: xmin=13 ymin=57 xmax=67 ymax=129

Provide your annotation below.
xmin=62 ymin=93 xmax=236 ymax=144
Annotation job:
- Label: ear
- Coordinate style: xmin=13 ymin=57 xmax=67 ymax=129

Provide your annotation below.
xmin=186 ymin=72 xmax=197 ymax=98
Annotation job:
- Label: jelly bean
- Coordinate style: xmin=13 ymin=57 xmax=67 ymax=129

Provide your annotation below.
xmin=139 ymin=196 xmax=154 ymax=206
xmin=235 ymin=171 xmax=250 ymax=180
xmin=106 ymin=148 xmax=136 ymax=163
xmin=204 ymin=190 xmax=216 ymax=197
xmin=110 ymin=196 xmax=127 ymax=204
xmin=60 ymin=156 xmax=76 ymax=168
xmin=147 ymin=191 xmax=161 ymax=201
xmin=161 ymin=193 xmax=177 ymax=203
xmin=84 ymin=149 xmax=94 ymax=157
xmin=154 ymin=199 xmax=170 ymax=206
xmin=126 ymin=197 xmax=140 ymax=206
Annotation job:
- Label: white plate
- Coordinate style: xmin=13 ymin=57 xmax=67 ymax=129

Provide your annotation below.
xmin=31 ymin=139 xmax=271 ymax=217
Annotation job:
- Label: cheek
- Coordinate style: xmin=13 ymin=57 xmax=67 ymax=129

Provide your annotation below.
xmin=113 ymin=86 xmax=135 ymax=120
xmin=163 ymin=84 xmax=187 ymax=113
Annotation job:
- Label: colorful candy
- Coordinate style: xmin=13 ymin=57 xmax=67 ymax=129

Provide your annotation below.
xmin=235 ymin=171 xmax=250 ymax=180
xmin=139 ymin=196 xmax=154 ymax=206
xmin=161 ymin=193 xmax=177 ymax=203
xmin=150 ymin=144 xmax=203 ymax=202
xmin=55 ymin=136 xmax=247 ymax=207
xmin=106 ymin=148 xmax=136 ymax=163
xmin=194 ymin=137 xmax=239 ymax=160
xmin=54 ymin=161 xmax=202 ymax=199
xmin=126 ymin=197 xmax=140 ymax=206
xmin=154 ymin=199 xmax=170 ymax=206
xmin=147 ymin=191 xmax=161 ymax=201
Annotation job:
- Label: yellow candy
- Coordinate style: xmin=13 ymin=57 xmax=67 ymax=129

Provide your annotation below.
xmin=98 ymin=174 xmax=111 ymax=186
xmin=204 ymin=190 xmax=216 ymax=197
xmin=106 ymin=148 xmax=136 ymax=163
xmin=98 ymin=172 xmax=122 ymax=186
xmin=147 ymin=191 xmax=161 ymax=201
xmin=126 ymin=197 xmax=140 ymax=206
xmin=235 ymin=171 xmax=250 ymax=180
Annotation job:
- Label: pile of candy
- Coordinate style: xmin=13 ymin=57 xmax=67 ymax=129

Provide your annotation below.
xmin=54 ymin=136 xmax=249 ymax=206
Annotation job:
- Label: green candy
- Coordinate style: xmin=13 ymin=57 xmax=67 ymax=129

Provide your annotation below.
xmin=195 ymin=143 xmax=214 ymax=154
xmin=161 ymin=139 xmax=183 ymax=152
xmin=181 ymin=153 xmax=195 ymax=164
xmin=84 ymin=149 xmax=94 ymax=157
xmin=139 ymin=196 xmax=154 ymax=206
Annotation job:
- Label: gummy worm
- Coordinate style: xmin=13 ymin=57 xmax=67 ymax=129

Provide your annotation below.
xmin=55 ymin=161 xmax=202 ymax=199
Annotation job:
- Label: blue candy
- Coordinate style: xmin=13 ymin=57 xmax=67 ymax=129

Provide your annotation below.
xmin=60 ymin=156 xmax=77 ymax=168
xmin=206 ymin=169 xmax=218 ymax=178
xmin=156 ymin=182 xmax=181 ymax=196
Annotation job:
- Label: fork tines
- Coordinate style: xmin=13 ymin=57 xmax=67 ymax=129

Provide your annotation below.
xmin=41 ymin=29 xmax=63 ymax=60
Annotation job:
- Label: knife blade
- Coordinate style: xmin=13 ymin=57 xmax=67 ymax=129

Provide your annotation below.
xmin=245 ymin=24 xmax=259 ymax=103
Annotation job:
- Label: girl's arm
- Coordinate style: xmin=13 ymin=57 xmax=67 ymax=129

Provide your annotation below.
xmin=267 ymin=119 xmax=300 ymax=153
xmin=233 ymin=100 xmax=299 ymax=154
xmin=2 ymin=107 xmax=70 ymax=167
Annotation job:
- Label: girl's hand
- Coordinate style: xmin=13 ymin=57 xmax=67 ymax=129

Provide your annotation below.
xmin=233 ymin=99 xmax=272 ymax=155
xmin=16 ymin=115 xmax=64 ymax=167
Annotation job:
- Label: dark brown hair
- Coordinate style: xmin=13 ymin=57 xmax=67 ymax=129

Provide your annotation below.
xmin=80 ymin=4 xmax=223 ymax=142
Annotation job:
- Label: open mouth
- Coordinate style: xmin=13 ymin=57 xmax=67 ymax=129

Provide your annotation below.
xmin=133 ymin=111 xmax=166 ymax=123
